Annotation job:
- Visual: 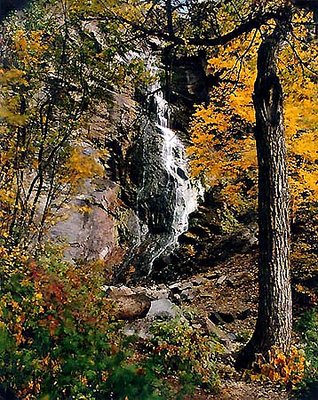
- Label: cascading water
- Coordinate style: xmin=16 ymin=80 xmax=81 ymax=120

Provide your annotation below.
xmin=140 ymin=83 xmax=198 ymax=274
xmin=115 ymin=66 xmax=199 ymax=281
xmin=154 ymin=88 xmax=197 ymax=245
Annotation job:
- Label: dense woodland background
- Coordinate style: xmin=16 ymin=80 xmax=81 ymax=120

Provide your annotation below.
xmin=0 ymin=0 xmax=317 ymax=399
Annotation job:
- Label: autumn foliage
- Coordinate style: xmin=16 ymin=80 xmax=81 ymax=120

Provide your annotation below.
xmin=0 ymin=244 xmax=117 ymax=397
xmin=189 ymin=10 xmax=318 ymax=215
xmin=1 ymin=0 xmax=318 ymax=397
xmin=250 ymin=346 xmax=306 ymax=387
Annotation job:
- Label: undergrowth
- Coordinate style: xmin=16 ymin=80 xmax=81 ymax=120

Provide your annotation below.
xmin=0 ymin=243 xmax=221 ymax=399
xmin=147 ymin=317 xmax=222 ymax=397
xmin=294 ymin=308 xmax=318 ymax=398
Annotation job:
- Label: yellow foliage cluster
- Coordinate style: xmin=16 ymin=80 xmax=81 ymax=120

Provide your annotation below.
xmin=13 ymin=29 xmax=50 ymax=69
xmin=63 ymin=146 xmax=104 ymax=188
xmin=250 ymin=346 xmax=306 ymax=387
xmin=67 ymin=0 xmax=152 ymax=26
xmin=189 ymin=13 xmax=318 ymax=212
xmin=0 ymin=68 xmax=29 ymax=126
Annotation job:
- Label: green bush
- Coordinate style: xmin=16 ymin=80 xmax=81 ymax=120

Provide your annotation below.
xmin=0 ymin=245 xmax=168 ymax=399
xmin=147 ymin=317 xmax=222 ymax=397
xmin=295 ymin=308 xmax=318 ymax=397
xmin=0 ymin=244 xmax=223 ymax=399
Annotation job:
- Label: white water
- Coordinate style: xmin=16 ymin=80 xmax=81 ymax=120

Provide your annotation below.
xmin=155 ymin=88 xmax=197 ymax=236
xmin=159 ymin=125 xmax=197 ymax=235
xmin=145 ymin=86 xmax=198 ymax=272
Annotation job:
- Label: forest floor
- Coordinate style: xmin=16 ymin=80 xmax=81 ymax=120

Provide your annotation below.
xmin=116 ymin=244 xmax=318 ymax=399
xmin=122 ymin=250 xmax=308 ymax=400
xmin=172 ymin=251 xmax=290 ymax=399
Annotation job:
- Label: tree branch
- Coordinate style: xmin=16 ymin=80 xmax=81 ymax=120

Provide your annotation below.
xmin=97 ymin=6 xmax=286 ymax=48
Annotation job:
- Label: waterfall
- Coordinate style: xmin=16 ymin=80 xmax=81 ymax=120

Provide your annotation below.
xmin=154 ymin=88 xmax=197 ymax=242
xmin=116 ymin=64 xmax=199 ymax=281
xmin=142 ymin=84 xmax=198 ymax=273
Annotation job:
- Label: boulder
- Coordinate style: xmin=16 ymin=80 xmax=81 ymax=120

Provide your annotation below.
xmin=147 ymin=299 xmax=180 ymax=319
xmin=110 ymin=293 xmax=151 ymax=321
xmin=133 ymin=284 xmax=170 ymax=300
xmin=105 ymin=285 xmax=134 ymax=297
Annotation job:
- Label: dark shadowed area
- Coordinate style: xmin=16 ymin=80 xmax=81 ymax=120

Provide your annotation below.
xmin=0 ymin=0 xmax=29 ymax=21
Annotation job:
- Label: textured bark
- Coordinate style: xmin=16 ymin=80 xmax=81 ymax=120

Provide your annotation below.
xmin=236 ymin=13 xmax=293 ymax=367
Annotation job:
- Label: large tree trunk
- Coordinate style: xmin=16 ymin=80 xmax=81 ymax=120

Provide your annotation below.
xmin=236 ymin=13 xmax=293 ymax=368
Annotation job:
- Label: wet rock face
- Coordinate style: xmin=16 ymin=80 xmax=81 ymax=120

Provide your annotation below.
xmin=129 ymin=122 xmax=176 ymax=234
xmin=150 ymin=193 xmax=258 ymax=282
xmin=117 ymin=120 xmax=185 ymax=280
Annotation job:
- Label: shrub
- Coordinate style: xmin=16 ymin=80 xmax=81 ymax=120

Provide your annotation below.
xmin=0 ymin=245 xmax=167 ymax=399
xmin=249 ymin=346 xmax=305 ymax=387
xmin=147 ymin=317 xmax=222 ymax=396
xmin=0 ymin=243 xmax=223 ymax=399
xmin=294 ymin=308 xmax=318 ymax=397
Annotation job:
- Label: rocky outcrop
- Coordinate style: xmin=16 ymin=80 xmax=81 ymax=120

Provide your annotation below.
xmin=51 ymin=177 xmax=120 ymax=262
xmin=49 ymin=96 xmax=142 ymax=270
xmin=149 ymin=194 xmax=258 ymax=282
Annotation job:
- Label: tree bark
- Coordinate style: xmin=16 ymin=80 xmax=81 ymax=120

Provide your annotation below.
xmin=236 ymin=12 xmax=293 ymax=368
